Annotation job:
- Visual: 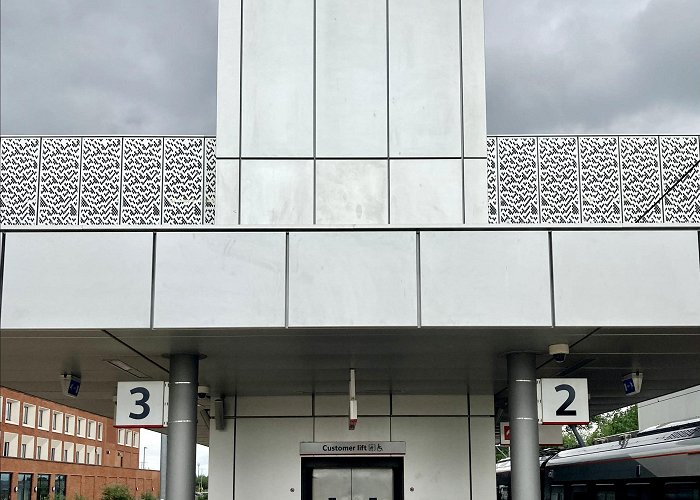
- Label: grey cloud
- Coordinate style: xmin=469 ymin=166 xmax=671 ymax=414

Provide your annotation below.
xmin=1 ymin=0 xmax=698 ymax=135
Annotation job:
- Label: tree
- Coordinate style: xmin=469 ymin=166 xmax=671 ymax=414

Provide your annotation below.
xmin=563 ymin=405 xmax=638 ymax=448
xmin=101 ymin=484 xmax=133 ymax=500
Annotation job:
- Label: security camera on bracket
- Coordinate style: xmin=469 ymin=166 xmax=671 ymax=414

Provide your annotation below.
xmin=549 ymin=344 xmax=570 ymax=363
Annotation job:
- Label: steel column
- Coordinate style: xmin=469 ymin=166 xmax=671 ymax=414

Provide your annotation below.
xmin=159 ymin=434 xmax=167 ymax=500
xmin=166 ymin=354 xmax=198 ymax=500
xmin=507 ymin=352 xmax=540 ymax=500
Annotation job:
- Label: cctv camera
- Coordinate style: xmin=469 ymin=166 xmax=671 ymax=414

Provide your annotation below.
xmin=197 ymin=385 xmax=210 ymax=399
xmin=549 ymin=344 xmax=569 ymax=363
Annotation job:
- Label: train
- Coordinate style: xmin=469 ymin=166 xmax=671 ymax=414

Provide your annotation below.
xmin=495 ymin=418 xmax=700 ymax=499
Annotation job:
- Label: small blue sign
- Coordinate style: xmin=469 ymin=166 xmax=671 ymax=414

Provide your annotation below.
xmin=623 ymin=378 xmax=636 ymax=395
xmin=67 ymin=378 xmax=81 ymax=397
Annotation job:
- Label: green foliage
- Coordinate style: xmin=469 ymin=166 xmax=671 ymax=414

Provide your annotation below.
xmin=52 ymin=494 xmax=65 ymax=500
xmin=73 ymin=495 xmax=87 ymax=500
xmin=101 ymin=484 xmax=134 ymax=500
xmin=562 ymin=405 xmax=638 ymax=448
xmin=139 ymin=492 xmax=156 ymax=500
xmin=195 ymin=475 xmax=208 ymax=492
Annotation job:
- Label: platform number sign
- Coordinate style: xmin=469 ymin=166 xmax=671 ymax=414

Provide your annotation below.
xmin=538 ymin=378 xmax=589 ymax=425
xmin=115 ymin=381 xmax=168 ymax=428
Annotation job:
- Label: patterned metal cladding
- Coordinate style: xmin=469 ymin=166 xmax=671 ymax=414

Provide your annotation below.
xmin=0 ymin=135 xmax=697 ymax=226
xmin=0 ymin=137 xmax=40 ymax=225
xmin=38 ymin=137 xmax=81 ymax=225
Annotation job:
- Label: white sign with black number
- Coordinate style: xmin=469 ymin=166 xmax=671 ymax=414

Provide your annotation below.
xmin=115 ymin=381 xmax=169 ymax=428
xmin=538 ymin=378 xmax=589 ymax=425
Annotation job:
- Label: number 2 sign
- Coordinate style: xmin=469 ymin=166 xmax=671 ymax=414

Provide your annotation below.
xmin=115 ymin=381 xmax=169 ymax=428
xmin=539 ymin=378 xmax=590 ymax=425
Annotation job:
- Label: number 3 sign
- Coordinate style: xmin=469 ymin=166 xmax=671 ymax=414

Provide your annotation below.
xmin=539 ymin=378 xmax=590 ymax=425
xmin=115 ymin=381 xmax=169 ymax=428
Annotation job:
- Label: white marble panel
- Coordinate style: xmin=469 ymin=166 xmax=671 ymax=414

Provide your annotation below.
xmin=391 ymin=417 xmax=469 ymax=499
xmin=316 ymin=0 xmax=387 ymax=157
xmin=236 ymin=396 xmax=312 ymax=417
xmin=213 ymin=159 xmax=239 ymax=225
xmin=464 ymin=158 xmax=488 ymax=223
xmin=208 ymin=419 xmax=235 ymax=500
xmin=1 ymin=233 xmax=152 ymax=329
xmin=315 ymin=417 xmax=390 ymax=441
xmin=316 ymin=160 xmax=388 ymax=224
xmin=240 ymin=160 xmax=314 ymax=224
xmin=389 ymin=0 xmax=462 ymax=157
xmin=241 ymin=0 xmax=313 ymax=156
xmin=235 ymin=418 xmax=313 ymax=499
xmin=153 ymin=232 xmax=286 ymax=328
xmin=461 ymin=0 xmax=487 ymax=158
xmin=470 ymin=416 xmax=497 ymax=499
xmin=420 ymin=231 xmax=552 ymax=326
xmin=391 ymin=395 xmax=468 ymax=416
xmin=553 ymin=231 xmax=700 ymax=326
xmin=288 ymin=232 xmax=417 ymax=326
xmin=390 ymin=160 xmax=463 ymax=224
xmin=216 ymin=0 xmax=241 ymax=158
xmin=314 ymin=395 xmax=390 ymax=416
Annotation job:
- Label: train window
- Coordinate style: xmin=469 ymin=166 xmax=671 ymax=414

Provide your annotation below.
xmin=596 ymin=486 xmax=615 ymax=500
xmin=664 ymin=482 xmax=700 ymax=500
xmin=550 ymin=485 xmax=564 ymax=500
xmin=497 ymin=485 xmax=509 ymax=500
xmin=626 ymin=483 xmax=653 ymax=500
xmin=571 ymin=484 xmax=588 ymax=500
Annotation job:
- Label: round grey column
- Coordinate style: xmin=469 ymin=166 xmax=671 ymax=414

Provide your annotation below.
xmin=166 ymin=354 xmax=198 ymax=500
xmin=507 ymin=352 xmax=540 ymax=500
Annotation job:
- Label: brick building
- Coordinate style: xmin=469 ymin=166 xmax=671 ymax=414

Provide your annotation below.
xmin=1 ymin=387 xmax=159 ymax=500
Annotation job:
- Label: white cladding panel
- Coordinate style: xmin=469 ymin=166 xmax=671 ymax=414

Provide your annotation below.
xmin=391 ymin=417 xmax=470 ymax=500
xmin=470 ymin=417 xmax=497 ymax=499
xmin=214 ymin=159 xmax=239 ymax=225
xmin=288 ymin=232 xmax=417 ymax=326
xmin=240 ymin=160 xmax=314 ymax=224
xmin=464 ymin=158 xmax=488 ymax=223
xmin=469 ymin=394 xmax=495 ymax=416
xmin=1 ymin=232 xmax=152 ymax=329
xmin=237 ymin=396 xmax=312 ymax=417
xmin=316 ymin=160 xmax=388 ymax=224
xmin=388 ymin=0 xmax=462 ymax=157
xmin=314 ymin=417 xmax=390 ymax=442
xmin=638 ymin=385 xmax=700 ymax=429
xmin=241 ymin=0 xmax=313 ymax=156
xmin=461 ymin=0 xmax=487 ymax=158
xmin=235 ymin=418 xmax=313 ymax=499
xmin=215 ymin=0 xmax=241 ymax=158
xmin=315 ymin=395 xmax=391 ymax=416
xmin=420 ymin=231 xmax=552 ymax=326
xmin=553 ymin=231 xmax=700 ymax=326
xmin=390 ymin=160 xmax=463 ymax=224
xmin=208 ymin=419 xmax=235 ymax=500
xmin=316 ymin=0 xmax=387 ymax=157
xmin=153 ymin=232 xmax=286 ymax=328
xmin=391 ymin=395 xmax=468 ymax=416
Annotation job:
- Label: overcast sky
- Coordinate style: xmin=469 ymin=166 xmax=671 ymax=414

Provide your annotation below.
xmin=1 ymin=0 xmax=699 ymax=134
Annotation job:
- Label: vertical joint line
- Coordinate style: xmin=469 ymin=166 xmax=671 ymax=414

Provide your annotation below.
xmin=150 ymin=232 xmax=157 ymax=329
xmin=77 ymin=138 xmax=84 ymax=225
xmin=536 ymin=137 xmax=542 ymax=223
xmin=36 ymin=137 xmax=44 ymax=224
xmin=232 ymin=395 xmax=237 ymax=500
xmin=201 ymin=138 xmax=207 ymax=225
xmin=576 ymin=136 xmax=582 ymax=223
xmin=285 ymin=232 xmax=290 ymax=328
xmin=118 ymin=137 xmax=125 ymax=225
xmin=467 ymin=392 xmax=474 ymax=500
xmin=386 ymin=0 xmax=391 ymax=224
xmin=312 ymin=0 xmax=317 ymax=225
xmin=160 ymin=138 xmax=166 ymax=225
xmin=458 ymin=0 xmax=466 ymax=224
xmin=0 ymin=232 xmax=6 ymax=319
xmin=657 ymin=136 xmax=664 ymax=223
xmin=548 ymin=231 xmax=556 ymax=327
xmin=416 ymin=231 xmax=422 ymax=328
xmin=238 ymin=0 xmax=244 ymax=226
xmin=617 ymin=137 xmax=624 ymax=223
xmin=496 ymin=137 xmax=501 ymax=224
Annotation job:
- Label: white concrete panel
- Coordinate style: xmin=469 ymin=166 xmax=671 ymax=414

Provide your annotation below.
xmin=392 ymin=395 xmax=468 ymax=416
xmin=461 ymin=0 xmax=487 ymax=158
xmin=469 ymin=394 xmax=494 ymax=416
xmin=240 ymin=160 xmax=314 ymax=224
xmin=214 ymin=159 xmax=239 ymax=225
xmin=638 ymin=385 xmax=700 ymax=429
xmin=288 ymin=232 xmax=417 ymax=327
xmin=316 ymin=160 xmax=388 ymax=224
xmin=391 ymin=417 xmax=470 ymax=499
xmin=314 ymin=395 xmax=390 ymax=416
xmin=470 ymin=416 xmax=497 ymax=499
xmin=208 ymin=419 xmax=235 ymax=500
xmin=1 ymin=233 xmax=152 ymax=329
xmin=235 ymin=418 xmax=313 ymax=499
xmin=420 ymin=231 xmax=552 ymax=326
xmin=237 ymin=396 xmax=312 ymax=417
xmin=316 ymin=0 xmax=387 ymax=157
xmin=241 ymin=0 xmax=313 ymax=156
xmin=315 ymin=417 xmax=390 ymax=441
xmin=464 ymin=158 xmax=488 ymax=223
xmin=553 ymin=231 xmax=700 ymax=326
xmin=390 ymin=160 xmax=463 ymax=224
xmin=389 ymin=0 xmax=462 ymax=157
xmin=153 ymin=232 xmax=286 ymax=328
xmin=216 ymin=0 xmax=241 ymax=158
